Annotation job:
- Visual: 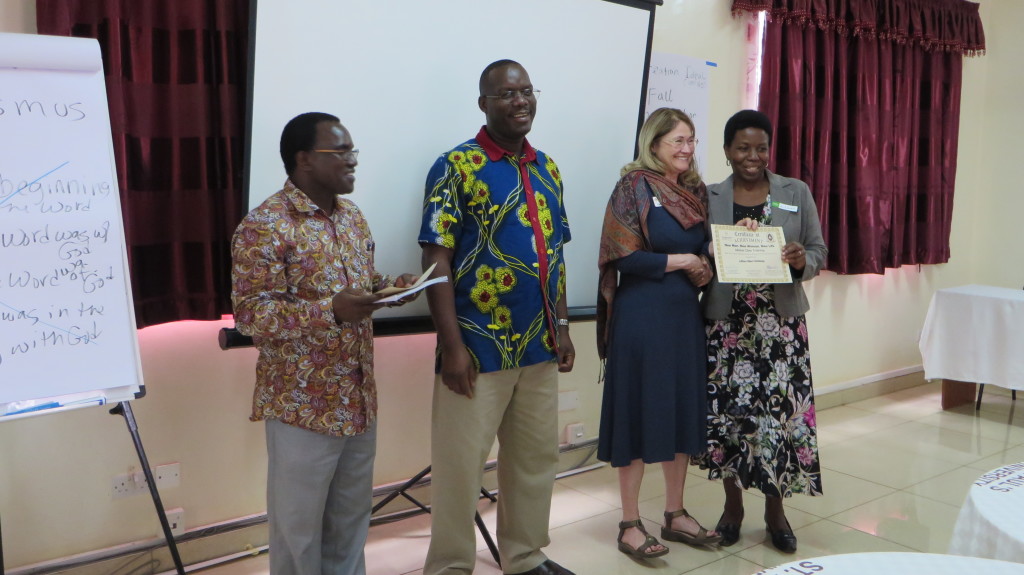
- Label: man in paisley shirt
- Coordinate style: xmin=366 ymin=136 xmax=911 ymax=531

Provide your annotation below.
xmin=231 ymin=112 xmax=417 ymax=575
xmin=419 ymin=61 xmax=576 ymax=575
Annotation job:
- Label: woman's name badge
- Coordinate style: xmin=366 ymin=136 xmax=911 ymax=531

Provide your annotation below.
xmin=771 ymin=201 xmax=798 ymax=213
xmin=652 ymin=197 xmax=663 ymax=207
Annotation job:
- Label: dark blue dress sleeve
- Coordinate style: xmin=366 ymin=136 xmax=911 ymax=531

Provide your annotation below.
xmin=613 ymin=250 xmax=667 ymax=280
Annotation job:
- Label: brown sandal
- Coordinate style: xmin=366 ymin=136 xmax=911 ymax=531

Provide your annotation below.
xmin=617 ymin=519 xmax=669 ymax=559
xmin=662 ymin=509 xmax=723 ymax=547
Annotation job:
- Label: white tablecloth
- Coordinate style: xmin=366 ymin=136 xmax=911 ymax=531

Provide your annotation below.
xmin=950 ymin=462 xmax=1024 ymax=562
xmin=919 ymin=284 xmax=1024 ymax=390
xmin=755 ymin=552 xmax=1024 ymax=575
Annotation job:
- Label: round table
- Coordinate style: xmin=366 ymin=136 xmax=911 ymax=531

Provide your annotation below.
xmin=949 ymin=461 xmax=1024 ymax=562
xmin=755 ymin=552 xmax=1024 ymax=574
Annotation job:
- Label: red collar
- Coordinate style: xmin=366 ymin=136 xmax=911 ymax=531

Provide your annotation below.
xmin=476 ymin=126 xmax=537 ymax=163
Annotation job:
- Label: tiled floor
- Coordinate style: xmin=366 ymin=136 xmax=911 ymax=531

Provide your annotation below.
xmin=203 ymin=384 xmax=1024 ymax=575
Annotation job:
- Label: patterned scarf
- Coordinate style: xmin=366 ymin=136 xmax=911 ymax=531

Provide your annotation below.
xmin=596 ymin=169 xmax=707 ymax=359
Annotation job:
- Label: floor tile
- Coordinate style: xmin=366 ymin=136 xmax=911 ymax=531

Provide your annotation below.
xmin=783 ymin=468 xmax=894 ymax=518
xmin=685 ymin=555 xmax=765 ymax=575
xmin=964 ymin=445 xmax=1024 ymax=472
xmin=815 ymin=405 xmax=909 ymax=438
xmin=827 ymin=491 xmax=961 ymax=553
xmin=734 ymin=519 xmax=912 ymax=569
xmin=822 ymin=435 xmax=962 ymax=489
xmin=857 ymin=420 xmax=1009 ymax=465
xmin=918 ymin=407 xmax=1024 ymax=448
xmin=905 ymin=465 xmax=989 ymax=507
xmin=845 ymin=385 xmax=945 ymax=421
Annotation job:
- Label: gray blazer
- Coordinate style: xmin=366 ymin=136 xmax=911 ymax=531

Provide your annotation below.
xmin=702 ymin=170 xmax=827 ymax=320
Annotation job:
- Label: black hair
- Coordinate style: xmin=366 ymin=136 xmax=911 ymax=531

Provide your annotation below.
xmin=723 ymin=109 xmax=773 ymax=147
xmin=279 ymin=112 xmax=340 ymax=175
xmin=479 ymin=59 xmax=522 ymax=96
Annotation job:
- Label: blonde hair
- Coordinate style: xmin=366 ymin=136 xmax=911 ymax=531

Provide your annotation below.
xmin=621 ymin=107 xmax=701 ymax=188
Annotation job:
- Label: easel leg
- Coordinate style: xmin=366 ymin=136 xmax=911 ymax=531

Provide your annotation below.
xmin=371 ymin=465 xmax=500 ymax=567
xmin=110 ymin=402 xmax=185 ymax=575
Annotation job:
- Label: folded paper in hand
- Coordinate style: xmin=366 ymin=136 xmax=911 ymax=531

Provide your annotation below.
xmin=374 ymin=262 xmax=448 ymax=303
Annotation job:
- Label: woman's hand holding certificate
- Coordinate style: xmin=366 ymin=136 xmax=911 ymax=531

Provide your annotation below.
xmin=710 ymin=224 xmax=793 ymax=283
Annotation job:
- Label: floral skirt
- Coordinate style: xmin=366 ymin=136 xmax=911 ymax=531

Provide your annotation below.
xmin=694 ymin=283 xmax=823 ymax=498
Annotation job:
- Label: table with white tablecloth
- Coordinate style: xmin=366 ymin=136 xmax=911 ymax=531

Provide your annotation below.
xmin=919 ymin=284 xmax=1024 ymax=390
xmin=950 ymin=462 xmax=1024 ymax=562
xmin=921 ymin=282 xmax=1024 ymax=407
xmin=754 ymin=552 xmax=1024 ymax=575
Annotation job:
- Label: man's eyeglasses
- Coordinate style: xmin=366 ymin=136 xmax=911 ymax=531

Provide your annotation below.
xmin=483 ymin=88 xmax=540 ymax=101
xmin=662 ymin=137 xmax=698 ymax=149
xmin=311 ymin=149 xmax=359 ymax=161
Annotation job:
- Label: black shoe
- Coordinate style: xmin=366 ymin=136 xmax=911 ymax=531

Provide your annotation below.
xmin=508 ymin=559 xmax=576 ymax=575
xmin=765 ymin=518 xmax=797 ymax=553
xmin=715 ymin=512 xmax=743 ymax=547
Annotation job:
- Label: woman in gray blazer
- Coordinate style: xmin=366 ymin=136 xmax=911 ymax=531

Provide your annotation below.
xmin=694 ymin=110 xmax=827 ymax=554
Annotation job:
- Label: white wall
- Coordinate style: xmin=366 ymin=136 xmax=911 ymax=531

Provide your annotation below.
xmin=1 ymin=0 xmax=1017 ymax=567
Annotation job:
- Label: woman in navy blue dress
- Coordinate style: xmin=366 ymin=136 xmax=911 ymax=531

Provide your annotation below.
xmin=596 ymin=108 xmax=721 ymax=559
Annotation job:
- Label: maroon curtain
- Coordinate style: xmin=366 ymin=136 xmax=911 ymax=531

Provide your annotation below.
xmin=37 ymin=0 xmax=248 ymax=326
xmin=734 ymin=0 xmax=985 ymax=274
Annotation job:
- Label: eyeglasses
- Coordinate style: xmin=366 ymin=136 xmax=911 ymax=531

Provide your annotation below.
xmin=311 ymin=148 xmax=359 ymax=161
xmin=483 ymin=88 xmax=540 ymax=101
xmin=661 ymin=137 xmax=698 ymax=149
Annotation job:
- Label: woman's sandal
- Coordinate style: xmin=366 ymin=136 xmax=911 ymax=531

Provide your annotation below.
xmin=662 ymin=509 xmax=724 ymax=547
xmin=617 ymin=519 xmax=670 ymax=559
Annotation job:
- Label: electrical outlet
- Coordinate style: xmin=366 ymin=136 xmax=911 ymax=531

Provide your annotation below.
xmin=112 ymin=470 xmax=147 ymax=498
xmin=565 ymin=422 xmax=586 ymax=446
xmin=164 ymin=507 xmax=185 ymax=537
xmin=111 ymin=473 xmax=134 ymax=498
xmin=155 ymin=463 xmax=181 ymax=488
xmin=112 ymin=463 xmax=181 ymax=498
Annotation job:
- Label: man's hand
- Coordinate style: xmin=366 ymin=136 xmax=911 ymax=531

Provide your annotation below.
xmin=440 ymin=345 xmax=478 ymax=398
xmin=332 ymin=288 xmax=384 ymax=323
xmin=558 ymin=332 xmax=575 ymax=373
xmin=388 ymin=273 xmax=421 ymax=307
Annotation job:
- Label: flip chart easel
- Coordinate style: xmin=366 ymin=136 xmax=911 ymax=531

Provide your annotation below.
xmin=0 ymin=32 xmax=182 ymax=574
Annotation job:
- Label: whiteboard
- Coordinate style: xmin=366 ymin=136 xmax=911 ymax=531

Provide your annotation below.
xmin=247 ymin=0 xmax=656 ymax=319
xmin=646 ymin=52 xmax=715 ymax=177
xmin=0 ymin=33 xmax=144 ymax=418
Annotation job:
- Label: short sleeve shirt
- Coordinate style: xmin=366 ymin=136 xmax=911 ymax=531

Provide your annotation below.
xmin=418 ymin=127 xmax=571 ymax=373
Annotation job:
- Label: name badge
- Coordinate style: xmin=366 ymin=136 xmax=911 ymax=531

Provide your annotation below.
xmin=652 ymin=197 xmax=662 ymax=207
xmin=772 ymin=201 xmax=798 ymax=213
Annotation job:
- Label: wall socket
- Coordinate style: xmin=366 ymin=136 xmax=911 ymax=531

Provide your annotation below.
xmin=565 ymin=422 xmax=586 ymax=446
xmin=163 ymin=507 xmax=185 ymax=537
xmin=111 ymin=463 xmax=181 ymax=499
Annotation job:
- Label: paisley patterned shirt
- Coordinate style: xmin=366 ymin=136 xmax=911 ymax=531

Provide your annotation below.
xmin=231 ymin=180 xmax=393 ymax=437
xmin=419 ymin=127 xmax=571 ymax=373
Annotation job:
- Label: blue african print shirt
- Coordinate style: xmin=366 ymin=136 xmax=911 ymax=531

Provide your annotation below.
xmin=419 ymin=127 xmax=571 ymax=374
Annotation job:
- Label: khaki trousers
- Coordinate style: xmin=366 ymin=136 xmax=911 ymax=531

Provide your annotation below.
xmin=424 ymin=360 xmax=560 ymax=575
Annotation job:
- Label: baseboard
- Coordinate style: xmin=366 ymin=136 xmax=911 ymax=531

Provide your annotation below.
xmin=814 ymin=366 xmax=926 ymax=410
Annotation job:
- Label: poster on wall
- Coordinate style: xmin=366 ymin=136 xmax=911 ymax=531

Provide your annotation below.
xmin=645 ymin=52 xmax=715 ymax=175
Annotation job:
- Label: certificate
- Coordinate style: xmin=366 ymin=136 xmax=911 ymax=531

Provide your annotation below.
xmin=711 ymin=224 xmax=792 ymax=284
